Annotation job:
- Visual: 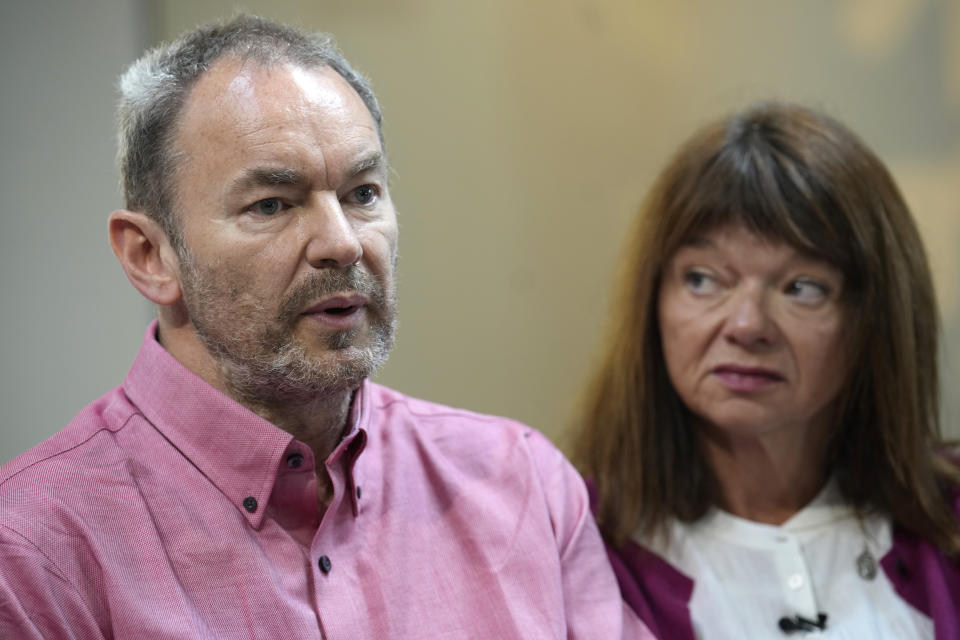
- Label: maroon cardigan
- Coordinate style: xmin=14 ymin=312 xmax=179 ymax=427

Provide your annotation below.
xmin=593 ymin=487 xmax=960 ymax=640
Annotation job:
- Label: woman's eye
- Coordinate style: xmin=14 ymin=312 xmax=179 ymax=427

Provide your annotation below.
xmin=786 ymin=279 xmax=828 ymax=304
xmin=250 ymin=198 xmax=285 ymax=216
xmin=683 ymin=270 xmax=717 ymax=294
xmin=351 ymin=185 xmax=378 ymax=206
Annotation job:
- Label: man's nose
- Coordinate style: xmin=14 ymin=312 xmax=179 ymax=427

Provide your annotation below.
xmin=723 ymin=287 xmax=776 ymax=348
xmin=302 ymin=193 xmax=363 ymax=268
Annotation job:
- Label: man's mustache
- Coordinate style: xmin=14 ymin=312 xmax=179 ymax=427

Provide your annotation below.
xmin=278 ymin=267 xmax=387 ymax=323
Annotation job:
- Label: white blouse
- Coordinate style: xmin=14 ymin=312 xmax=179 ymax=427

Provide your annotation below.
xmin=638 ymin=479 xmax=934 ymax=639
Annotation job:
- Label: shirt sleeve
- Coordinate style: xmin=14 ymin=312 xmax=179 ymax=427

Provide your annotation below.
xmin=0 ymin=524 xmax=107 ymax=640
xmin=524 ymin=429 xmax=656 ymax=640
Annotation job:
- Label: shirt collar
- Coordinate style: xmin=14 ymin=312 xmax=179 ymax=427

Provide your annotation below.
xmin=325 ymin=385 xmax=369 ymax=517
xmin=780 ymin=475 xmax=851 ymax=531
xmin=123 ymin=321 xmax=370 ymax=528
xmin=692 ymin=476 xmax=856 ymax=547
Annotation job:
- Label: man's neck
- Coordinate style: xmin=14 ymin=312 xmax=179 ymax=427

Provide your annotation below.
xmin=243 ymin=388 xmax=357 ymax=513
xmin=245 ymin=389 xmax=357 ymax=466
xmin=157 ymin=312 xmax=359 ymax=465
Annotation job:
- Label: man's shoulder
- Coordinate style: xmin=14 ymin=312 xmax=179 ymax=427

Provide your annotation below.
xmin=367 ymin=382 xmax=529 ymax=431
xmin=363 ymin=382 xmax=565 ymax=475
xmin=0 ymin=385 xmax=137 ymax=492
xmin=364 ymin=382 xmax=557 ymax=448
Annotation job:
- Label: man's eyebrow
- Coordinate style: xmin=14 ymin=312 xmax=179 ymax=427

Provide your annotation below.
xmin=230 ymin=153 xmax=385 ymax=194
xmin=232 ymin=167 xmax=307 ymax=192
xmin=348 ymin=152 xmax=386 ymax=178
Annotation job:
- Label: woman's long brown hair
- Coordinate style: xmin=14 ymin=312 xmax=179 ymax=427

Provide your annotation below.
xmin=574 ymin=102 xmax=960 ymax=554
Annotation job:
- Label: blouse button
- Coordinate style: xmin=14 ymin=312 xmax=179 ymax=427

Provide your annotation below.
xmin=787 ymin=574 xmax=804 ymax=590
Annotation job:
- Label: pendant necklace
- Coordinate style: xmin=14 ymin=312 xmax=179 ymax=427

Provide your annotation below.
xmin=856 ymin=543 xmax=877 ymax=580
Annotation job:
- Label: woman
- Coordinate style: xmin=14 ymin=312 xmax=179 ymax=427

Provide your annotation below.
xmin=574 ymin=102 xmax=960 ymax=638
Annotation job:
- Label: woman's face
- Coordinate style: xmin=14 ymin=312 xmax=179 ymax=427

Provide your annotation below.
xmin=658 ymin=224 xmax=849 ymax=444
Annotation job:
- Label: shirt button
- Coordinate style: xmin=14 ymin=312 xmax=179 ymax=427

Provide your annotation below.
xmin=356 ymin=486 xmax=362 ymax=500
xmin=318 ymin=555 xmax=332 ymax=574
xmin=787 ymin=574 xmax=804 ymax=590
xmin=242 ymin=496 xmax=258 ymax=513
xmin=287 ymin=453 xmax=304 ymax=468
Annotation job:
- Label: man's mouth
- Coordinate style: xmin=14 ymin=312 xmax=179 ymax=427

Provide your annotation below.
xmin=323 ymin=304 xmax=360 ymax=316
xmin=301 ymin=295 xmax=369 ymax=328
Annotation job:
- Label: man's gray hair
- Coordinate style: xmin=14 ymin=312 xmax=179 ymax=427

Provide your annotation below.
xmin=117 ymin=14 xmax=383 ymax=245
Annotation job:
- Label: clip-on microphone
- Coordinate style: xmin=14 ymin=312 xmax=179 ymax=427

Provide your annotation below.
xmin=778 ymin=613 xmax=828 ymax=634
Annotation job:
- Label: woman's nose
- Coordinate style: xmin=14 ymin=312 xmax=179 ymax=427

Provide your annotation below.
xmin=723 ymin=287 xmax=776 ymax=348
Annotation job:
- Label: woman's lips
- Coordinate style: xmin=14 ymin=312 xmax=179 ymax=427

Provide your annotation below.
xmin=712 ymin=365 xmax=785 ymax=392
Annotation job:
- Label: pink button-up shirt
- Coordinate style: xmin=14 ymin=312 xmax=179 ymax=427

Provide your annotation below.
xmin=0 ymin=324 xmax=649 ymax=639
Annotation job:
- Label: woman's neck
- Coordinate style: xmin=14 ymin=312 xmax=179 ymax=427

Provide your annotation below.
xmin=699 ymin=420 xmax=831 ymax=525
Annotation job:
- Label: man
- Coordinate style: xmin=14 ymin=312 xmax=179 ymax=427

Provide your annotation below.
xmin=0 ymin=16 xmax=649 ymax=639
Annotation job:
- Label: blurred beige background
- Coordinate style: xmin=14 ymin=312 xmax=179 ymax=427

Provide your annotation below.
xmin=2 ymin=0 xmax=959 ymax=463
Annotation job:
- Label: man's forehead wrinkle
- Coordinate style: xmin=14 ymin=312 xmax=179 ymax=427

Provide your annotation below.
xmin=173 ymin=56 xmax=387 ymax=207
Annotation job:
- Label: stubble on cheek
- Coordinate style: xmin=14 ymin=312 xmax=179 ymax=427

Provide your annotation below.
xmin=179 ymin=248 xmax=397 ymax=403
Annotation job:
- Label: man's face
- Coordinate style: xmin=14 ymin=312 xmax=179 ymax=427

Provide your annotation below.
xmin=169 ymin=59 xmax=398 ymax=403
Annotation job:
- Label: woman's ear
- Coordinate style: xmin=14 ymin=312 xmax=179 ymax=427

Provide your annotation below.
xmin=108 ymin=210 xmax=183 ymax=306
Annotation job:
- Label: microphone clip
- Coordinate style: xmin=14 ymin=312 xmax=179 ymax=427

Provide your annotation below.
xmin=778 ymin=612 xmax=828 ymax=634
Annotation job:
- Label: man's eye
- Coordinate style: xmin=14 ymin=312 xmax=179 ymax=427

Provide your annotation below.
xmin=351 ymin=185 xmax=378 ymax=206
xmin=250 ymin=198 xmax=285 ymax=216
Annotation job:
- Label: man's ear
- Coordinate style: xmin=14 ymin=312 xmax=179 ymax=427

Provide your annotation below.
xmin=108 ymin=210 xmax=183 ymax=306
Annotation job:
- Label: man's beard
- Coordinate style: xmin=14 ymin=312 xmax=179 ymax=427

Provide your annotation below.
xmin=177 ymin=248 xmax=397 ymax=406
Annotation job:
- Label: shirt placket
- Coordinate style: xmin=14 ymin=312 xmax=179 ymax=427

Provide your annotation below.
xmin=772 ymin=531 xmax=820 ymax=622
xmin=310 ymin=433 xmax=364 ymax=639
